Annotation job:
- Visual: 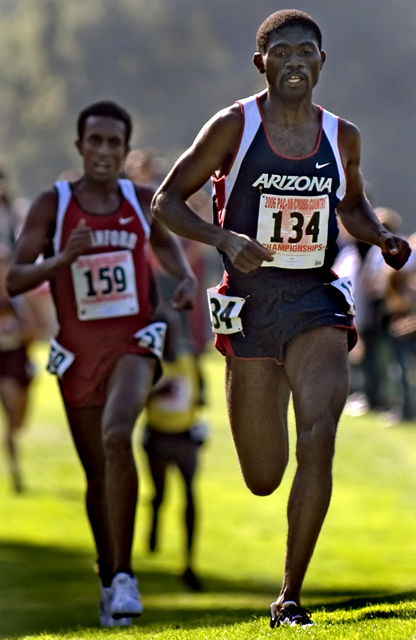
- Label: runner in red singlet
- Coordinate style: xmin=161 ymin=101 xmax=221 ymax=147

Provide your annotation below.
xmin=7 ymin=101 xmax=196 ymax=626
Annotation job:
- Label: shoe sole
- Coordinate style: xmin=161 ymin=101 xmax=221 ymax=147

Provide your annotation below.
xmin=101 ymin=617 xmax=133 ymax=626
xmin=112 ymin=605 xmax=143 ymax=619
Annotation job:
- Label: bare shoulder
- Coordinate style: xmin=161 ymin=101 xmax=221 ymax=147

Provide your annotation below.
xmin=26 ymin=187 xmax=58 ymax=227
xmin=13 ymin=187 xmax=58 ymax=263
xmin=338 ymin=118 xmax=361 ymax=162
xmin=183 ymin=102 xmax=244 ymax=179
xmin=133 ymin=183 xmax=154 ymax=217
xmin=195 ymin=102 xmax=243 ymax=149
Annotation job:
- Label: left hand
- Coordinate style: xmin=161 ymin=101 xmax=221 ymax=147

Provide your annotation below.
xmin=380 ymin=234 xmax=412 ymax=270
xmin=170 ymin=275 xmax=197 ymax=310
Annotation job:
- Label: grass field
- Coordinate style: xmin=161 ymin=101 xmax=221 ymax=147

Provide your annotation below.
xmin=1 ymin=343 xmax=416 ymax=639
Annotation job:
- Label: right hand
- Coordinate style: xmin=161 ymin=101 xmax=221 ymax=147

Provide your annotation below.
xmin=170 ymin=274 xmax=198 ymax=311
xmin=222 ymin=231 xmax=275 ymax=273
xmin=380 ymin=234 xmax=412 ymax=271
xmin=62 ymin=219 xmax=92 ymax=264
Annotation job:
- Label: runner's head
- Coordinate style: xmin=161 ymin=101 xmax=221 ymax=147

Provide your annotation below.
xmin=77 ymin=101 xmax=133 ymax=146
xmin=256 ymin=10 xmax=322 ymax=55
xmin=253 ymin=10 xmax=325 ymax=91
xmin=75 ymin=102 xmax=133 ymax=182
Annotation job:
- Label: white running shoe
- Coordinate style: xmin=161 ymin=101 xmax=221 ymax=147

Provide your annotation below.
xmin=270 ymin=600 xmax=314 ymax=628
xmin=111 ymin=572 xmax=143 ymax=618
xmin=99 ymin=584 xmax=132 ymax=626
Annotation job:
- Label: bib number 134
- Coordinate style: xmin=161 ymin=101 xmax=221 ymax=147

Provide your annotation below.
xmin=206 ymin=287 xmax=245 ymax=334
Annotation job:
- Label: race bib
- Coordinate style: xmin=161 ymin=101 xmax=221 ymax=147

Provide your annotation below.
xmin=71 ymin=250 xmax=139 ymax=321
xmin=47 ymin=337 xmax=75 ymax=377
xmin=207 ymin=287 xmax=245 ymax=334
xmin=330 ymin=277 xmax=356 ymax=316
xmin=257 ymin=194 xmax=329 ymax=269
xmin=134 ymin=322 xmax=167 ymax=358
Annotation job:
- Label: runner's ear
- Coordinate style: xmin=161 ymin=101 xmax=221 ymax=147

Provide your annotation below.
xmin=253 ymin=52 xmax=265 ymax=74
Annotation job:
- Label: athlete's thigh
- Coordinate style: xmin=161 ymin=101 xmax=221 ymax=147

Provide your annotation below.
xmin=0 ymin=377 xmax=28 ymax=428
xmin=176 ymin=438 xmax=198 ymax=486
xmin=146 ymin=452 xmax=168 ymax=494
xmin=225 ymin=356 xmax=291 ymax=490
xmin=285 ymin=325 xmax=350 ymax=429
xmin=103 ymin=353 xmax=158 ymax=433
xmin=64 ymin=403 xmax=105 ymax=476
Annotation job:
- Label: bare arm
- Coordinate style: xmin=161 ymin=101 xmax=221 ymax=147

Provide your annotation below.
xmin=136 ymin=184 xmax=197 ymax=311
xmin=6 ymin=189 xmax=92 ymax=296
xmin=150 ymin=220 xmax=197 ymax=310
xmin=337 ymin=119 xmax=411 ymax=269
xmin=152 ymin=105 xmax=275 ymax=273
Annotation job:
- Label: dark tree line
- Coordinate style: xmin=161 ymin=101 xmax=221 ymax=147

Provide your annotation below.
xmin=0 ymin=0 xmax=414 ymax=230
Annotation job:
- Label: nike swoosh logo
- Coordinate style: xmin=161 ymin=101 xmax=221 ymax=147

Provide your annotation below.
xmin=119 ymin=216 xmax=134 ymax=225
xmin=315 ymin=161 xmax=330 ymax=169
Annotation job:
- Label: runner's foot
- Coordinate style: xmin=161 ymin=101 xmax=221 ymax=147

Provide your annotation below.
xmin=270 ymin=600 xmax=314 ymax=628
xmin=99 ymin=584 xmax=132 ymax=626
xmin=111 ymin=572 xmax=143 ymax=618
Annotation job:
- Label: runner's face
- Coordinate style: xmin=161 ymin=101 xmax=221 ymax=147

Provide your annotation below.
xmin=255 ymin=25 xmax=325 ymax=96
xmin=77 ymin=116 xmax=128 ymax=182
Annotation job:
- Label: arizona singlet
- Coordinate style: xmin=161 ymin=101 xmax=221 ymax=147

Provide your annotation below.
xmin=208 ymin=94 xmax=356 ymax=361
xmin=46 ymin=179 xmax=162 ymax=407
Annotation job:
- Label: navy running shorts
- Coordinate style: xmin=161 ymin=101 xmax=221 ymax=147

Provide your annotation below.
xmin=213 ymin=267 xmax=357 ymax=363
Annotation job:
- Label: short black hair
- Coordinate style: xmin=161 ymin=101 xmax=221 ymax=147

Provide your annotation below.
xmin=77 ymin=101 xmax=133 ymax=145
xmin=256 ymin=9 xmax=322 ymax=55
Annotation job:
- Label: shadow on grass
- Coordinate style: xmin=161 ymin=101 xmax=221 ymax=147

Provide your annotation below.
xmin=314 ymin=590 xmax=416 ymax=620
xmin=0 ymin=541 xmax=415 ymax=637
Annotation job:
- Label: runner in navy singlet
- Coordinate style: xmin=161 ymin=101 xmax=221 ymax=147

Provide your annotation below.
xmin=152 ymin=10 xmax=411 ymax=628
xmin=7 ymin=101 xmax=196 ymax=626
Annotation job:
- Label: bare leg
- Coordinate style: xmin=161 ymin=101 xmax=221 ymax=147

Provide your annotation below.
xmin=145 ymin=453 xmax=168 ymax=552
xmin=276 ymin=326 xmax=349 ymax=607
xmin=176 ymin=439 xmax=198 ymax=564
xmin=64 ymin=404 xmax=114 ymax=586
xmin=102 ymin=354 xmax=157 ymax=576
xmin=0 ymin=377 xmax=29 ymax=493
xmin=225 ymin=356 xmax=291 ymax=495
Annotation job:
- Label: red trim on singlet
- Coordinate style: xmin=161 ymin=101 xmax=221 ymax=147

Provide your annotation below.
xmin=214 ymin=333 xmax=235 ymax=357
xmin=256 ymin=95 xmax=324 ymax=160
xmin=213 ymin=177 xmax=226 ymax=226
xmin=212 ymin=101 xmax=246 ymax=225
xmin=217 ymin=274 xmax=229 ymax=295
xmin=212 ymin=100 xmax=245 ymax=181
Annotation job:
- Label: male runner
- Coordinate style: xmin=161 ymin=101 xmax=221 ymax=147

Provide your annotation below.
xmin=151 ymin=10 xmax=411 ymax=627
xmin=142 ymin=307 xmax=206 ymax=592
xmin=6 ymin=101 xmax=196 ymax=626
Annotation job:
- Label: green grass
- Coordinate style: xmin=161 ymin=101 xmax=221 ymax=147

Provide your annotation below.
xmin=1 ymin=343 xmax=416 ymax=639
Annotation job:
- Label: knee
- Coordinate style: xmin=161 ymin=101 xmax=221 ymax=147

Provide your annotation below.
xmin=243 ymin=459 xmax=288 ymax=496
xmin=296 ymin=419 xmax=337 ymax=471
xmin=246 ymin=480 xmax=274 ymax=497
xmin=84 ymin=461 xmax=106 ymax=485
xmin=102 ymin=424 xmax=133 ymax=462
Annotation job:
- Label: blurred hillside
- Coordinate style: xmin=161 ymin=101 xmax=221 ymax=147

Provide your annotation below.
xmin=0 ymin=0 xmax=414 ymax=231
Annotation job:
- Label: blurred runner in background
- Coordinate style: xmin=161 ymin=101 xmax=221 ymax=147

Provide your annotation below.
xmin=142 ymin=307 xmax=207 ymax=592
xmin=0 ymin=244 xmax=35 ymax=493
xmin=7 ymin=101 xmax=196 ymax=626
